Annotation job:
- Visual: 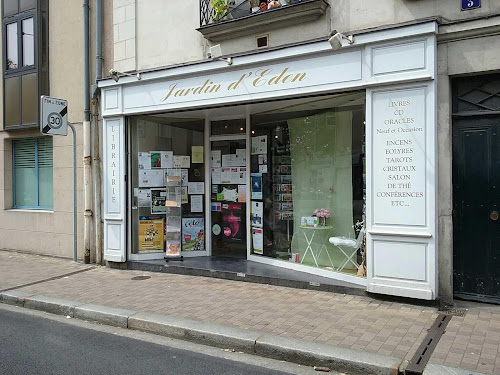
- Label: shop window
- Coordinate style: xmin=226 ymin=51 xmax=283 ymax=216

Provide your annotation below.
xmin=12 ymin=136 xmax=53 ymax=209
xmin=130 ymin=118 xmax=206 ymax=257
xmin=2 ymin=0 xmax=48 ymax=130
xmin=250 ymin=92 xmax=366 ymax=276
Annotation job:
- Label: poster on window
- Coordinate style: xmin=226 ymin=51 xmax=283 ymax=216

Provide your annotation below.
xmin=182 ymin=217 xmax=205 ymax=251
xmin=252 ymin=227 xmax=264 ymax=255
xmin=138 ymin=152 xmax=151 ymax=170
xmin=166 ymin=241 xmax=181 ymax=257
xmin=251 ymin=135 xmax=267 ymax=155
xmin=151 ymin=189 xmax=167 ymax=213
xmin=251 ymin=173 xmax=262 ymax=199
xmin=138 ymin=215 xmax=164 ymax=251
xmin=222 ymin=204 xmax=245 ymax=243
xmin=251 ymin=201 xmax=263 ymax=228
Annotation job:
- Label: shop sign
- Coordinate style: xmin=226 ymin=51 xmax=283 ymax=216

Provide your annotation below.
xmin=106 ymin=121 xmax=121 ymax=213
xmin=372 ymin=87 xmax=427 ymax=226
xmin=122 ymin=51 xmax=362 ymax=110
xmin=461 ymin=0 xmax=480 ymax=10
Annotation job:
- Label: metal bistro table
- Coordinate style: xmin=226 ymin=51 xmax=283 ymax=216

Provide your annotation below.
xmin=300 ymin=226 xmax=335 ymax=268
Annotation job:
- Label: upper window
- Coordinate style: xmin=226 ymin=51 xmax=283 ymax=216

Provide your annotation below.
xmin=13 ymin=137 xmax=53 ymax=209
xmin=2 ymin=0 xmax=48 ymax=130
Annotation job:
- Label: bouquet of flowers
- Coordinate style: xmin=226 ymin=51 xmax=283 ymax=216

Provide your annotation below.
xmin=313 ymin=208 xmax=331 ymax=226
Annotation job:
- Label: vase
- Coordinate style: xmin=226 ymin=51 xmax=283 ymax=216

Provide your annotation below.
xmin=318 ymin=217 xmax=326 ymax=226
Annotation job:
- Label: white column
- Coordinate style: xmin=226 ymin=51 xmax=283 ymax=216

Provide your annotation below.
xmin=102 ymin=116 xmax=126 ymax=262
xmin=366 ymin=82 xmax=437 ymax=300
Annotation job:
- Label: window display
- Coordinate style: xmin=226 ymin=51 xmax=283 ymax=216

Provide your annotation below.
xmin=250 ymin=92 xmax=366 ymax=276
xmin=130 ymin=117 xmax=205 ymax=256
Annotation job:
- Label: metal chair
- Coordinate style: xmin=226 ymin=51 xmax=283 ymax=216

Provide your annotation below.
xmin=328 ymin=228 xmax=365 ymax=272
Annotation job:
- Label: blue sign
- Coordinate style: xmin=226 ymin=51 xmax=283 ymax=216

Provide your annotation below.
xmin=461 ymin=0 xmax=480 ymax=10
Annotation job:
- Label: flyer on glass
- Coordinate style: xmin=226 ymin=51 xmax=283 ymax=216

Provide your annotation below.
xmin=252 ymin=227 xmax=264 ymax=255
xmin=138 ymin=216 xmax=164 ymax=251
xmin=138 ymin=152 xmax=151 ymax=170
xmin=182 ymin=217 xmax=205 ymax=251
xmin=151 ymin=189 xmax=167 ymax=213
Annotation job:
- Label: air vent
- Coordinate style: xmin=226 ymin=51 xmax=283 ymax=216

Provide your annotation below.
xmin=257 ymin=34 xmax=269 ymax=48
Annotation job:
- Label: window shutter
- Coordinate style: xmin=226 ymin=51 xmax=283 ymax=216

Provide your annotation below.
xmin=37 ymin=136 xmax=53 ymax=208
xmin=13 ymin=138 xmax=36 ymax=168
xmin=37 ymin=136 xmax=53 ymax=168
xmin=13 ymin=138 xmax=36 ymax=207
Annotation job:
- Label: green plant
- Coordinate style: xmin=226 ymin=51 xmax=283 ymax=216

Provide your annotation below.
xmin=211 ymin=0 xmax=229 ymax=21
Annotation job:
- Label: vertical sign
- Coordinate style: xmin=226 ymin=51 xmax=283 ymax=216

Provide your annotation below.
xmin=106 ymin=121 xmax=121 ymax=213
xmin=461 ymin=0 xmax=480 ymax=10
xmin=103 ymin=118 xmax=125 ymax=262
xmin=372 ymin=87 xmax=427 ymax=226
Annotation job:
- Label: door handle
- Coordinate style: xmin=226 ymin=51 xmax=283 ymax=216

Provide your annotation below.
xmin=491 ymin=211 xmax=499 ymax=221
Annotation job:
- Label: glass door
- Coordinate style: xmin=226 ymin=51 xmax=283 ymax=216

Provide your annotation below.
xmin=209 ymin=119 xmax=248 ymax=258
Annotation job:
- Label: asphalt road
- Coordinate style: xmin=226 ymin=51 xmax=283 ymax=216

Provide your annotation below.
xmin=0 ymin=306 xmax=321 ymax=375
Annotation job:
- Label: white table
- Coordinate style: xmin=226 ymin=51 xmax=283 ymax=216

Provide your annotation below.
xmin=299 ymin=226 xmax=335 ymax=268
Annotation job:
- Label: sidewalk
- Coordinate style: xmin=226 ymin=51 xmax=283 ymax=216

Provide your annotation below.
xmin=1 ymin=250 xmax=499 ymax=374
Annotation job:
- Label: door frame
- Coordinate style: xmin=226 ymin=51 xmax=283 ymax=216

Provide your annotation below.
xmin=206 ymin=115 xmax=251 ymax=258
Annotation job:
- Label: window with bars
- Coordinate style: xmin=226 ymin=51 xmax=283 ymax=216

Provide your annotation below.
xmin=2 ymin=0 xmax=48 ymax=130
xmin=12 ymin=137 xmax=53 ymax=209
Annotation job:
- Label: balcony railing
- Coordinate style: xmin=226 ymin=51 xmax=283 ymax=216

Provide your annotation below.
xmin=198 ymin=0 xmax=328 ymax=42
xmin=199 ymin=0 xmax=306 ymax=27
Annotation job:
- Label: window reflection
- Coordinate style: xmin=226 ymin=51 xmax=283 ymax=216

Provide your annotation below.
xmin=7 ymin=22 xmax=18 ymax=70
xmin=22 ymin=18 xmax=34 ymax=67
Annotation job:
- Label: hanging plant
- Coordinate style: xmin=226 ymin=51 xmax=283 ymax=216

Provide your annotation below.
xmin=211 ymin=0 xmax=229 ymax=21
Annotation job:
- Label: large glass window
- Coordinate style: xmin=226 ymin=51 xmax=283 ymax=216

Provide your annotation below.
xmin=3 ymin=0 xmax=48 ymax=130
xmin=250 ymin=93 xmax=366 ymax=276
xmin=13 ymin=137 xmax=53 ymax=209
xmin=130 ymin=117 xmax=206 ymax=256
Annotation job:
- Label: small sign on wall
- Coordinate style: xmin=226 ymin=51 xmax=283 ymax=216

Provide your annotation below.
xmin=461 ymin=0 xmax=480 ymax=10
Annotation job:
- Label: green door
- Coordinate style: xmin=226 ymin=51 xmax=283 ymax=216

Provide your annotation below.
xmin=453 ymin=118 xmax=500 ymax=303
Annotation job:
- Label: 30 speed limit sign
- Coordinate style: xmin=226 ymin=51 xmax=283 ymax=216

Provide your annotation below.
xmin=40 ymin=96 xmax=68 ymax=136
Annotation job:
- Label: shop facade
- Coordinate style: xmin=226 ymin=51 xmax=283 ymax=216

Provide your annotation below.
xmin=99 ymin=21 xmax=438 ymax=300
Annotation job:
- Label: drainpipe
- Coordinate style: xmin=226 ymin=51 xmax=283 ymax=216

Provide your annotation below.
xmin=93 ymin=0 xmax=103 ymax=265
xmin=83 ymin=0 xmax=92 ymax=264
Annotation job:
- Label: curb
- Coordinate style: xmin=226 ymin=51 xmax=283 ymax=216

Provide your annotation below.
xmin=0 ymin=291 xmax=484 ymax=375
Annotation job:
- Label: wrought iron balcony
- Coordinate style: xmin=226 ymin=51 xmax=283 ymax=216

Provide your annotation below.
xmin=200 ymin=0 xmax=315 ymax=27
xmin=198 ymin=0 xmax=328 ymax=41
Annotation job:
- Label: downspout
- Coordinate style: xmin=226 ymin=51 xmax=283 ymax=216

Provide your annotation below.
xmin=93 ymin=0 xmax=103 ymax=265
xmin=83 ymin=0 xmax=92 ymax=264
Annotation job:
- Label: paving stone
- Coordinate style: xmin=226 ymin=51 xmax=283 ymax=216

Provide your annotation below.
xmin=2 ymin=251 xmax=500 ymax=374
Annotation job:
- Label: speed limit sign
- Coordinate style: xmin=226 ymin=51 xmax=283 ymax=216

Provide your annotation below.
xmin=40 ymin=96 xmax=68 ymax=136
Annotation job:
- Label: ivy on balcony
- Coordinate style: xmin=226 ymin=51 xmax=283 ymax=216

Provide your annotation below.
xmin=198 ymin=0 xmax=328 ymax=42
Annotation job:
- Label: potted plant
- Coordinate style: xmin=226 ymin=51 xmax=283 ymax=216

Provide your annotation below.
xmin=313 ymin=208 xmax=331 ymax=226
xmin=211 ymin=0 xmax=230 ymax=21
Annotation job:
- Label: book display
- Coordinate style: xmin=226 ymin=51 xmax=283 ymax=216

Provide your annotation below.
xmin=272 ymin=152 xmax=294 ymax=253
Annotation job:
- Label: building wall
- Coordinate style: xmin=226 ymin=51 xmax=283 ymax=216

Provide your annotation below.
xmin=0 ymin=1 xmax=95 ymax=259
xmin=109 ymin=0 xmax=500 ymax=71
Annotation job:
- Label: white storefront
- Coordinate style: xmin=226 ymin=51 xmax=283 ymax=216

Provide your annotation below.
xmin=98 ymin=20 xmax=438 ymax=300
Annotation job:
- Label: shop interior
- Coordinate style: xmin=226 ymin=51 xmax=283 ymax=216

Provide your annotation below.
xmin=127 ymin=91 xmax=366 ymax=278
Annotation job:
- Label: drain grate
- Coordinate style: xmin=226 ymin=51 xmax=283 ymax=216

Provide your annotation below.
xmin=405 ymin=314 xmax=452 ymax=375
xmin=131 ymin=275 xmax=151 ymax=281
xmin=439 ymin=308 xmax=467 ymax=317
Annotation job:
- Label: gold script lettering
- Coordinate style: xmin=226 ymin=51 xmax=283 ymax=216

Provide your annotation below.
xmin=161 ymin=83 xmax=178 ymax=102
xmin=253 ymin=69 xmax=270 ymax=87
